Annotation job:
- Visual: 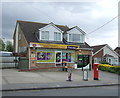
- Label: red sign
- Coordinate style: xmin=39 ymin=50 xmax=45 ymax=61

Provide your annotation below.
xmin=32 ymin=44 xmax=36 ymax=47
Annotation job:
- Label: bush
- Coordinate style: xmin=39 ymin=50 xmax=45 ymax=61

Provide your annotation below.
xmin=98 ymin=64 xmax=120 ymax=75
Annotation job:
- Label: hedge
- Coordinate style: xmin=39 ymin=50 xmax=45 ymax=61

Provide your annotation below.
xmin=98 ymin=64 xmax=120 ymax=75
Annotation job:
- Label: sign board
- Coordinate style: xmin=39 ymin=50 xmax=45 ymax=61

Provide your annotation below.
xmin=30 ymin=42 xmax=80 ymax=50
xmin=67 ymin=46 xmax=78 ymax=50
xmin=77 ymin=55 xmax=90 ymax=68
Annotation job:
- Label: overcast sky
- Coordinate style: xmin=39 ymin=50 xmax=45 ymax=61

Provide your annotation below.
xmin=1 ymin=0 xmax=119 ymax=49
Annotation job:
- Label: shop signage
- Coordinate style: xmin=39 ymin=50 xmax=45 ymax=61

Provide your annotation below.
xmin=30 ymin=42 xmax=80 ymax=50
xmin=67 ymin=46 xmax=78 ymax=50
xmin=32 ymin=44 xmax=36 ymax=47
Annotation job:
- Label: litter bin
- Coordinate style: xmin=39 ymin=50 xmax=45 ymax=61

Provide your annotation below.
xmin=83 ymin=69 xmax=88 ymax=81
xmin=18 ymin=57 xmax=29 ymax=70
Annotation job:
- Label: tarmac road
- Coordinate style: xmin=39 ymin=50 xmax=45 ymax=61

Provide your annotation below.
xmin=2 ymin=86 xmax=119 ymax=96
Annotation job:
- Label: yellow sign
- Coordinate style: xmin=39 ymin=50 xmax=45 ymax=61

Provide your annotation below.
xmin=30 ymin=42 xmax=80 ymax=50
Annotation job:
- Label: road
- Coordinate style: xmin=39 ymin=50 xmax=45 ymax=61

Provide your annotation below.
xmin=2 ymin=86 xmax=119 ymax=96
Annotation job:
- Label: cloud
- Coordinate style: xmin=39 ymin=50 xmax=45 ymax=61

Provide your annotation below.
xmin=1 ymin=1 xmax=119 ymax=49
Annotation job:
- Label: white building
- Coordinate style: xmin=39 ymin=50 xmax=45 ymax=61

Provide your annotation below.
xmin=91 ymin=44 xmax=119 ymax=65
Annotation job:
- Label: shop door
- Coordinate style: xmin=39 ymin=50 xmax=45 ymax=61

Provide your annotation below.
xmin=55 ymin=51 xmax=62 ymax=65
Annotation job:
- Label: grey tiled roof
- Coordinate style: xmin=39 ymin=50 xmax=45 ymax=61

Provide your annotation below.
xmin=16 ymin=20 xmax=91 ymax=49
xmin=17 ymin=20 xmax=69 ymax=43
xmin=114 ymin=47 xmax=120 ymax=51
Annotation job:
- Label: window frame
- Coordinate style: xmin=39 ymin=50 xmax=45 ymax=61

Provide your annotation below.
xmin=68 ymin=34 xmax=81 ymax=42
xmin=41 ymin=31 xmax=49 ymax=40
xmin=54 ymin=32 xmax=62 ymax=41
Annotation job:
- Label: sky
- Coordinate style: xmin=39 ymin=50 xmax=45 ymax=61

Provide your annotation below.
xmin=1 ymin=0 xmax=119 ymax=49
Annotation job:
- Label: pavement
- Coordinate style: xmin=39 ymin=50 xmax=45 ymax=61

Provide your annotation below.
xmin=1 ymin=68 xmax=120 ymax=91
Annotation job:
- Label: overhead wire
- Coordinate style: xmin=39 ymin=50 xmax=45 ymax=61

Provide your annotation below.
xmin=86 ymin=15 xmax=119 ymax=35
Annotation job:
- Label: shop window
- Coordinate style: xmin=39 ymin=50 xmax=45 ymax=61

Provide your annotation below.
xmin=62 ymin=52 xmax=74 ymax=62
xmin=37 ymin=51 xmax=54 ymax=63
xmin=37 ymin=52 xmax=46 ymax=60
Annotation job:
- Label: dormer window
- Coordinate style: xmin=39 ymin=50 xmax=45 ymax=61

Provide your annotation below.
xmin=41 ymin=31 xmax=49 ymax=40
xmin=69 ymin=34 xmax=81 ymax=42
xmin=54 ymin=32 xmax=61 ymax=41
xmin=66 ymin=26 xmax=85 ymax=43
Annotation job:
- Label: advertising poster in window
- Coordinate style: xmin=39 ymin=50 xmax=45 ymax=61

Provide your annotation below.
xmin=37 ymin=51 xmax=54 ymax=63
xmin=47 ymin=52 xmax=54 ymax=62
xmin=62 ymin=52 xmax=67 ymax=62
xmin=68 ymin=53 xmax=71 ymax=62
xmin=71 ymin=53 xmax=75 ymax=63
xmin=62 ymin=52 xmax=75 ymax=63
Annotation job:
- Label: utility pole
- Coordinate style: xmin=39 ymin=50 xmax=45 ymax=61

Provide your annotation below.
xmin=118 ymin=2 xmax=120 ymax=47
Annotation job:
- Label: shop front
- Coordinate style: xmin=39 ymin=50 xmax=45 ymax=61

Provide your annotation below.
xmin=29 ymin=42 xmax=79 ymax=71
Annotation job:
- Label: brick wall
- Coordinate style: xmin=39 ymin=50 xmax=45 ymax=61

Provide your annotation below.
xmin=18 ymin=28 xmax=28 ymax=50
xmin=115 ymin=49 xmax=120 ymax=62
xmin=93 ymin=49 xmax=103 ymax=58
xmin=13 ymin=25 xmax=28 ymax=55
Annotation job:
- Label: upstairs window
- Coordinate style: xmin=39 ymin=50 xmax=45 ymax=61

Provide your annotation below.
xmin=41 ymin=31 xmax=49 ymax=40
xmin=69 ymin=34 xmax=81 ymax=42
xmin=54 ymin=32 xmax=61 ymax=41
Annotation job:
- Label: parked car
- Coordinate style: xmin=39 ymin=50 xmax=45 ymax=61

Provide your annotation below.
xmin=0 ymin=51 xmax=13 ymax=57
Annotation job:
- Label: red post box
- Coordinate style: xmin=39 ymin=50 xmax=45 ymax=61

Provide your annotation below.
xmin=93 ymin=63 xmax=99 ymax=80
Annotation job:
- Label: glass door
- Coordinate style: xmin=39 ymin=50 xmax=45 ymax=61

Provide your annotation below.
xmin=55 ymin=51 xmax=62 ymax=66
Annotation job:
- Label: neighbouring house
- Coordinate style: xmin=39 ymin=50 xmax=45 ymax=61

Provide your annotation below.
xmin=114 ymin=47 xmax=120 ymax=65
xmin=13 ymin=20 xmax=92 ymax=71
xmin=91 ymin=44 xmax=119 ymax=65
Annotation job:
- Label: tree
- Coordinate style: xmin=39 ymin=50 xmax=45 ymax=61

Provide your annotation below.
xmin=0 ymin=38 xmax=5 ymax=51
xmin=6 ymin=41 xmax=13 ymax=52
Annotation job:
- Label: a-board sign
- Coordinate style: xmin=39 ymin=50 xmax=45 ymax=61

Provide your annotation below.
xmin=77 ymin=55 xmax=90 ymax=68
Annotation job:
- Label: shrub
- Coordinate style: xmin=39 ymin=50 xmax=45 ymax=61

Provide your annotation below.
xmin=98 ymin=64 xmax=120 ymax=75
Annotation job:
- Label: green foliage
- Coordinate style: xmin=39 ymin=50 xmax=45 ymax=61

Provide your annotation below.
xmin=99 ymin=65 xmax=120 ymax=75
xmin=99 ymin=61 xmax=110 ymax=64
xmin=0 ymin=38 xmax=5 ymax=51
xmin=6 ymin=41 xmax=13 ymax=52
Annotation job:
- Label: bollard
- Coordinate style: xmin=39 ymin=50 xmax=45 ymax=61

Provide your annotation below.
xmin=66 ymin=66 xmax=72 ymax=81
xmin=93 ymin=63 xmax=99 ymax=80
xmin=83 ymin=69 xmax=88 ymax=81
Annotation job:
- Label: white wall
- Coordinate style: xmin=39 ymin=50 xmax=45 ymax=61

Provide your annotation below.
xmin=103 ymin=46 xmax=118 ymax=58
xmin=39 ymin=24 xmax=62 ymax=41
xmin=15 ymin=24 xmax=19 ymax=53
xmin=103 ymin=45 xmax=119 ymax=65
xmin=67 ymin=28 xmax=83 ymax=34
xmin=67 ymin=27 xmax=85 ymax=43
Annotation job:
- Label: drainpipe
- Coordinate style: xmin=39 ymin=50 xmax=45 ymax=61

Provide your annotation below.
xmin=28 ymin=47 xmax=31 ymax=70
